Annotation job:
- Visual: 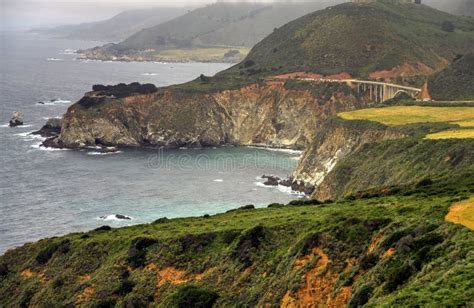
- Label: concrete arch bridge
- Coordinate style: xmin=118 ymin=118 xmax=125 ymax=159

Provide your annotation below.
xmin=298 ymin=78 xmax=421 ymax=103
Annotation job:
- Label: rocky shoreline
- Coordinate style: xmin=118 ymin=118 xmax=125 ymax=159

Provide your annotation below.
xmin=261 ymin=175 xmax=315 ymax=195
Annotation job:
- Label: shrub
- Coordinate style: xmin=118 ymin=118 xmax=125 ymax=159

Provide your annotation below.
xmin=94 ymin=225 xmax=112 ymax=232
xmin=348 ymin=284 xmax=373 ymax=307
xmin=244 ymin=60 xmax=255 ymax=68
xmin=153 ymin=217 xmax=169 ymax=224
xmin=300 ymin=233 xmax=323 ymax=255
xmin=0 ymin=264 xmax=8 ymax=277
xmin=165 ymin=285 xmax=219 ymax=308
xmin=126 ymin=237 xmax=158 ymax=268
xmin=384 ymin=262 xmax=413 ymax=292
xmin=231 ymin=225 xmax=266 ymax=267
xmin=360 ymin=253 xmax=379 ymax=270
xmin=35 ymin=240 xmax=70 ymax=264
xmin=178 ymin=233 xmax=216 ymax=253
xmin=441 ymin=21 xmax=455 ymax=32
xmin=115 ymin=279 xmax=135 ymax=295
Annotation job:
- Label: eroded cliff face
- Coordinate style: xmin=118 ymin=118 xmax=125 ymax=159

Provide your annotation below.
xmin=292 ymin=119 xmax=406 ymax=189
xmin=57 ymin=82 xmax=374 ymax=149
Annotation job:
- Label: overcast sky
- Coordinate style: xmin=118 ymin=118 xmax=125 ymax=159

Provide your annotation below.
xmin=2 ymin=0 xmax=308 ymax=30
xmin=1 ymin=0 xmax=451 ymax=31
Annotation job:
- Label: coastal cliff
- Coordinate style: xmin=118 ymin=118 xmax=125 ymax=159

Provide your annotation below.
xmin=292 ymin=118 xmax=406 ymax=187
xmin=54 ymin=81 xmax=373 ymax=149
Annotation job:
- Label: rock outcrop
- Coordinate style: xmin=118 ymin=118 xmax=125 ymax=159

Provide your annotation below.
xmin=293 ymin=118 xmax=406 ymax=187
xmin=9 ymin=112 xmax=23 ymax=127
xmin=32 ymin=117 xmax=62 ymax=138
xmin=51 ymin=81 xmax=376 ymax=149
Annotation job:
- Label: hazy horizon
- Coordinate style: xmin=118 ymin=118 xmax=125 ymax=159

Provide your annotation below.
xmin=0 ymin=0 xmax=457 ymax=31
xmin=2 ymin=0 xmax=338 ymax=31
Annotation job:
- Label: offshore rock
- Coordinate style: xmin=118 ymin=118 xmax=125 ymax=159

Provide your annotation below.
xmin=9 ymin=112 xmax=23 ymax=127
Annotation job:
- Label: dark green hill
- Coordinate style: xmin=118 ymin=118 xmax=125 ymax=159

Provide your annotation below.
xmin=429 ymin=53 xmax=474 ymax=100
xmin=223 ymin=0 xmax=474 ymax=79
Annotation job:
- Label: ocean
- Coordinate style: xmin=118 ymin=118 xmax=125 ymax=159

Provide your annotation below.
xmin=0 ymin=33 xmax=301 ymax=254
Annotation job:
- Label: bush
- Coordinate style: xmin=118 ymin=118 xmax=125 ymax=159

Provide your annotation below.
xmin=94 ymin=225 xmax=112 ymax=232
xmin=165 ymin=285 xmax=219 ymax=308
xmin=126 ymin=237 xmax=158 ymax=268
xmin=441 ymin=21 xmax=455 ymax=32
xmin=153 ymin=217 xmax=169 ymax=224
xmin=300 ymin=233 xmax=323 ymax=255
xmin=360 ymin=253 xmax=379 ymax=270
xmin=348 ymin=284 xmax=373 ymax=307
xmin=35 ymin=240 xmax=70 ymax=264
xmin=384 ymin=262 xmax=413 ymax=292
xmin=0 ymin=264 xmax=8 ymax=277
xmin=178 ymin=233 xmax=216 ymax=253
xmin=231 ymin=225 xmax=266 ymax=267
xmin=243 ymin=60 xmax=255 ymax=68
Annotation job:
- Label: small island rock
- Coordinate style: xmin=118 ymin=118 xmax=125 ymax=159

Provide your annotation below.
xmin=9 ymin=112 xmax=23 ymax=127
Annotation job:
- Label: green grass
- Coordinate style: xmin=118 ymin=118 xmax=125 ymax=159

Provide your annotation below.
xmin=425 ymin=128 xmax=474 ymax=139
xmin=1 ymin=172 xmax=473 ymax=307
xmin=338 ymin=106 xmax=474 ymax=128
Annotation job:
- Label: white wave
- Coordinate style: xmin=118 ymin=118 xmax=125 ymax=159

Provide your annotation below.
xmin=98 ymin=214 xmax=132 ymax=221
xmin=213 ymin=179 xmax=224 ymax=182
xmin=30 ymin=142 xmax=69 ymax=151
xmin=247 ymin=146 xmax=303 ymax=155
xmin=0 ymin=124 xmax=9 ymax=128
xmin=254 ymin=181 xmax=304 ymax=196
xmin=15 ymin=131 xmax=44 ymax=141
xmin=87 ymin=151 xmax=122 ymax=156
xmin=37 ymin=99 xmax=72 ymax=106
xmin=60 ymin=49 xmax=77 ymax=55
xmin=46 ymin=58 xmax=63 ymax=61
xmin=141 ymin=73 xmax=158 ymax=76
xmin=291 ymin=156 xmax=302 ymax=160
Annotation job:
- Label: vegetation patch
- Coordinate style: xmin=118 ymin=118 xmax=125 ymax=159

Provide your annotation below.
xmin=338 ymin=106 xmax=474 ymax=128
xmin=425 ymin=128 xmax=474 ymax=140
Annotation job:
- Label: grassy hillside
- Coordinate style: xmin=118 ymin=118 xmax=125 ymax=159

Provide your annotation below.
xmin=222 ymin=0 xmax=474 ymax=79
xmin=0 ymin=172 xmax=473 ymax=307
xmin=429 ymin=53 xmax=474 ymax=101
xmin=33 ymin=7 xmax=189 ymax=42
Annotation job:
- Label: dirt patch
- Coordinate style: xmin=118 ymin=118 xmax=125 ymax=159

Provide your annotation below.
xmin=282 ymin=248 xmax=351 ymax=307
xmin=157 ymin=267 xmax=188 ymax=288
xmin=76 ymin=285 xmax=95 ymax=305
xmin=367 ymin=234 xmax=384 ymax=253
xmin=21 ymin=269 xmax=34 ymax=279
xmin=382 ymin=248 xmax=396 ymax=259
xmin=369 ymin=62 xmax=434 ymax=80
xmin=20 ymin=268 xmax=46 ymax=283
xmin=78 ymin=274 xmax=91 ymax=284
xmin=145 ymin=263 xmax=157 ymax=272
xmin=446 ymin=197 xmax=474 ymax=230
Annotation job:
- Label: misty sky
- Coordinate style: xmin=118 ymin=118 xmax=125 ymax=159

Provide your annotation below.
xmin=1 ymin=0 xmax=296 ymax=30
xmin=1 ymin=0 xmax=452 ymax=31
